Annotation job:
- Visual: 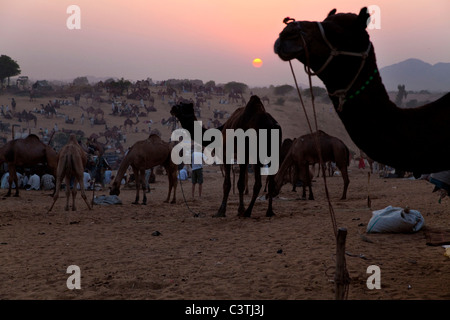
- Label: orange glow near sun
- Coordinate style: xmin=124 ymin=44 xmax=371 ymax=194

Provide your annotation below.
xmin=252 ymin=58 xmax=263 ymax=68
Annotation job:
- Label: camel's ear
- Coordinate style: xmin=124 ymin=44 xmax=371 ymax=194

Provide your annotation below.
xmin=356 ymin=7 xmax=370 ymax=29
xmin=327 ymin=9 xmax=337 ymax=17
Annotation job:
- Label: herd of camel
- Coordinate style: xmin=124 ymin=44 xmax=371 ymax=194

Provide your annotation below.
xmin=1 ymin=8 xmax=449 ymax=216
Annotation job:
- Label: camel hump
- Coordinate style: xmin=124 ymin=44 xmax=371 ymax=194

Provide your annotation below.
xmin=148 ymin=133 xmax=162 ymax=141
xmin=68 ymin=133 xmax=78 ymax=144
xmin=245 ymin=95 xmax=266 ymax=113
xmin=25 ymin=134 xmax=41 ymax=141
xmin=240 ymin=95 xmax=266 ymax=124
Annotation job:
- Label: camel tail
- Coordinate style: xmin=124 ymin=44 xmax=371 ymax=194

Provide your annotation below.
xmin=344 ymin=145 xmax=350 ymax=167
xmin=60 ymin=153 xmax=74 ymax=180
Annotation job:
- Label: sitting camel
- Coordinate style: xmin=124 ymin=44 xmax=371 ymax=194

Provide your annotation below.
xmin=47 ymin=134 xmax=92 ymax=212
xmin=109 ymin=134 xmax=177 ymax=205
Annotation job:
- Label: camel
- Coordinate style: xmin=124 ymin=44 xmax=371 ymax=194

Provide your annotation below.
xmin=109 ymin=134 xmax=177 ymax=205
xmin=171 ymin=95 xmax=282 ymax=217
xmin=123 ymin=117 xmax=139 ymax=132
xmin=272 ymin=130 xmax=350 ymax=200
xmin=47 ymin=134 xmax=92 ymax=212
xmin=274 ymin=7 xmax=450 ymax=177
xmin=80 ymin=106 xmax=96 ymax=118
xmin=41 ymin=103 xmax=57 ymax=118
xmin=0 ymin=134 xmax=58 ymax=197
xmin=17 ymin=110 xmax=37 ymax=128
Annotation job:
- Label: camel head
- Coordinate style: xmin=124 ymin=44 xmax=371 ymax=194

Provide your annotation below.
xmin=170 ymin=102 xmax=196 ymax=121
xmin=109 ymin=181 xmax=120 ymax=196
xmin=170 ymin=102 xmax=198 ymax=133
xmin=274 ymin=8 xmax=371 ymax=83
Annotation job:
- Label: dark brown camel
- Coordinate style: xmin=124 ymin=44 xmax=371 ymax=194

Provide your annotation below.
xmin=0 ymin=134 xmax=58 ymax=197
xmin=272 ymin=130 xmax=350 ymax=200
xmin=274 ymin=7 xmax=450 ymax=177
xmin=123 ymin=117 xmax=139 ymax=132
xmin=109 ymin=134 xmax=177 ymax=205
xmin=47 ymin=134 xmax=92 ymax=213
xmin=171 ymin=95 xmax=282 ymax=217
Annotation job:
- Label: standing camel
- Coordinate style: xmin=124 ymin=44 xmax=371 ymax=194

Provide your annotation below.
xmin=48 ymin=134 xmax=92 ymax=212
xmin=272 ymin=130 xmax=350 ymax=200
xmin=171 ymin=95 xmax=282 ymax=217
xmin=109 ymin=134 xmax=177 ymax=205
xmin=274 ymin=7 xmax=450 ymax=177
xmin=0 ymin=134 xmax=58 ymax=197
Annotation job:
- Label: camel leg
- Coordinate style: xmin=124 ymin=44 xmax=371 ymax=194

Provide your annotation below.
xmin=6 ymin=170 xmax=14 ymax=197
xmin=237 ymin=164 xmax=247 ymax=215
xmin=166 ymin=165 xmax=177 ymax=204
xmin=308 ymin=185 xmax=314 ymax=200
xmin=265 ymin=175 xmax=275 ymax=217
xmin=71 ymin=180 xmax=78 ymax=211
xmin=339 ymin=164 xmax=350 ymax=200
xmin=12 ymin=170 xmax=19 ymax=197
xmin=301 ymin=185 xmax=307 ymax=200
xmin=139 ymin=169 xmax=147 ymax=205
xmin=6 ymin=168 xmax=18 ymax=197
xmin=215 ymin=164 xmax=231 ymax=217
xmin=244 ymin=169 xmax=249 ymax=195
xmin=132 ymin=168 xmax=140 ymax=204
xmin=65 ymin=177 xmax=71 ymax=211
xmin=77 ymin=174 xmax=92 ymax=211
xmin=242 ymin=164 xmax=262 ymax=217
xmin=48 ymin=176 xmax=63 ymax=213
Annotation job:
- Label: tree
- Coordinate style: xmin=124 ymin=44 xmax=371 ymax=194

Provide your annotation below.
xmin=107 ymin=77 xmax=131 ymax=96
xmin=273 ymin=84 xmax=294 ymax=96
xmin=0 ymin=55 xmax=21 ymax=88
xmin=223 ymin=81 xmax=248 ymax=94
xmin=73 ymin=76 xmax=89 ymax=86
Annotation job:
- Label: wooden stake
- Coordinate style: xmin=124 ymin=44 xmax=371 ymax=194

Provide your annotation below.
xmin=335 ymin=227 xmax=349 ymax=300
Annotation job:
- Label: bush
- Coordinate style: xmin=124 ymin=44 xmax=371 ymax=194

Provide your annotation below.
xmin=273 ymin=85 xmax=294 ymax=96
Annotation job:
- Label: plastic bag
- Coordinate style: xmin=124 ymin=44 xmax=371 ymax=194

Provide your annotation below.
xmin=367 ymin=205 xmax=425 ymax=233
xmin=93 ymin=195 xmax=122 ymax=205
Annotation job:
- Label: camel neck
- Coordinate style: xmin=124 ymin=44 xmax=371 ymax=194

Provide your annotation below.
xmin=320 ymin=50 xmax=412 ymax=169
xmin=115 ymin=154 xmax=132 ymax=183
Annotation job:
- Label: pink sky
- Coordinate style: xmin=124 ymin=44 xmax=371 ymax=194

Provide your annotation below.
xmin=1 ymin=0 xmax=449 ymax=87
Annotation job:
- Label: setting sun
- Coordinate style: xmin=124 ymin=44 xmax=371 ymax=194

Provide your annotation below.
xmin=252 ymin=58 xmax=263 ymax=68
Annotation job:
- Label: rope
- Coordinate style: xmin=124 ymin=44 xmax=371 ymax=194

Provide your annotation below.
xmin=178 ymin=174 xmax=203 ymax=217
xmin=287 ymin=28 xmax=352 ymax=298
xmin=289 ymin=58 xmax=338 ymax=239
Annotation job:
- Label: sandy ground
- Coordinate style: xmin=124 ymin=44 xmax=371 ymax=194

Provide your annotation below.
xmin=1 ymin=89 xmax=449 ymax=300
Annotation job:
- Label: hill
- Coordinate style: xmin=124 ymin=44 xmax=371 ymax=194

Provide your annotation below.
xmin=379 ymin=58 xmax=450 ymax=92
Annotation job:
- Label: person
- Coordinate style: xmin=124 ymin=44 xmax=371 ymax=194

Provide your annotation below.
xmin=1 ymin=172 xmax=10 ymax=189
xmin=358 ymin=157 xmax=365 ymax=169
xmin=41 ymin=173 xmax=55 ymax=191
xmin=104 ymin=169 xmax=112 ymax=186
xmin=177 ymin=165 xmax=188 ymax=181
xmin=191 ymin=146 xmax=207 ymax=198
xmin=77 ymin=169 xmax=92 ymax=190
xmin=26 ymin=172 xmax=40 ymax=190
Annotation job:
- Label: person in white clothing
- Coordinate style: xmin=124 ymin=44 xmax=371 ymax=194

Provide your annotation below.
xmin=26 ymin=173 xmax=40 ymax=190
xmin=77 ymin=170 xmax=92 ymax=190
